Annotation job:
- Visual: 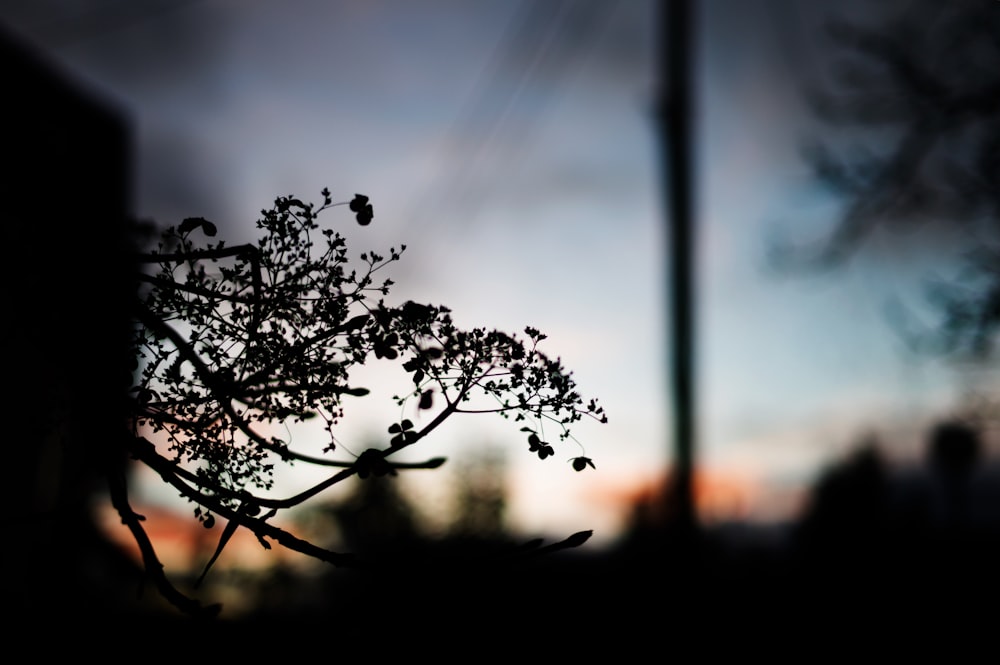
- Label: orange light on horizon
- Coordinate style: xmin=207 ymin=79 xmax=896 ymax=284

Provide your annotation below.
xmin=584 ymin=464 xmax=805 ymax=529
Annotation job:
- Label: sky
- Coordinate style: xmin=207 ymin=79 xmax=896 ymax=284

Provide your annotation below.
xmin=3 ymin=0 xmax=991 ymax=549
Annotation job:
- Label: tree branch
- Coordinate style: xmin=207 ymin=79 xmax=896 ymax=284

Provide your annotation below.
xmin=106 ymin=453 xmax=221 ymax=617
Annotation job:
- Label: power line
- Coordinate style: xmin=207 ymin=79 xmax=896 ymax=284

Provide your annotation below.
xmin=405 ymin=0 xmax=619 ymax=235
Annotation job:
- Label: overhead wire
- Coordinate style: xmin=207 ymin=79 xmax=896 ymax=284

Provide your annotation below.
xmin=404 ymin=0 xmax=620 ymax=236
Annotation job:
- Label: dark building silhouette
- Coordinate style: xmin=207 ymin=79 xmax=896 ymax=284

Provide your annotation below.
xmin=2 ymin=24 xmax=139 ymax=622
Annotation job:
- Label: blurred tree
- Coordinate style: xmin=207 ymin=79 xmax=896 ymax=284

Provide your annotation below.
xmin=127 ymin=190 xmax=606 ymax=616
xmin=448 ymin=450 xmax=508 ymax=542
xmin=327 ymin=475 xmax=423 ymax=557
xmin=777 ymin=0 xmax=999 ymax=362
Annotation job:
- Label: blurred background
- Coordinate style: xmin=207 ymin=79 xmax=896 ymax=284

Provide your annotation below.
xmin=5 ymin=0 xmax=998 ymax=631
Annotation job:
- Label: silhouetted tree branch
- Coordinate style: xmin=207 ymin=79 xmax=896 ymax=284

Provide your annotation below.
xmin=125 ymin=189 xmax=606 ymax=615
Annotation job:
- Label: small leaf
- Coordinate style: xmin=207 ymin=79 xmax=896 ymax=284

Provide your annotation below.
xmin=356 ymin=206 xmax=373 ymax=225
xmin=401 ymin=301 xmax=433 ymax=323
xmin=418 ymin=389 xmax=433 ymax=410
xmin=178 ymin=217 xmax=217 ymax=237
xmin=177 ymin=217 xmax=201 ymax=234
xmin=563 ymin=530 xmax=592 ymax=548
xmin=349 ymin=194 xmax=369 ymax=212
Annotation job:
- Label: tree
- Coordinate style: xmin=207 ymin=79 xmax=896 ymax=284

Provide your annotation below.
xmin=124 ymin=189 xmax=606 ymax=616
xmin=777 ymin=1 xmax=999 ymax=362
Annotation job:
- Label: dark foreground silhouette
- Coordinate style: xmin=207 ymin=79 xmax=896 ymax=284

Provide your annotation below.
xmin=72 ymin=419 xmax=998 ymax=654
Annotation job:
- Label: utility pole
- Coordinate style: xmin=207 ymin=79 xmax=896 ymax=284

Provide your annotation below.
xmin=660 ymin=0 xmax=698 ymax=540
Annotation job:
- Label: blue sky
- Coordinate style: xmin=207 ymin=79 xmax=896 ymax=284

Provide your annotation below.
xmin=3 ymin=0 xmax=982 ymax=545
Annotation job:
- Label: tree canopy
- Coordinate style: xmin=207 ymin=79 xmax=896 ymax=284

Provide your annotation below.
xmin=124 ymin=189 xmax=605 ymax=616
xmin=781 ymin=1 xmax=999 ymax=362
